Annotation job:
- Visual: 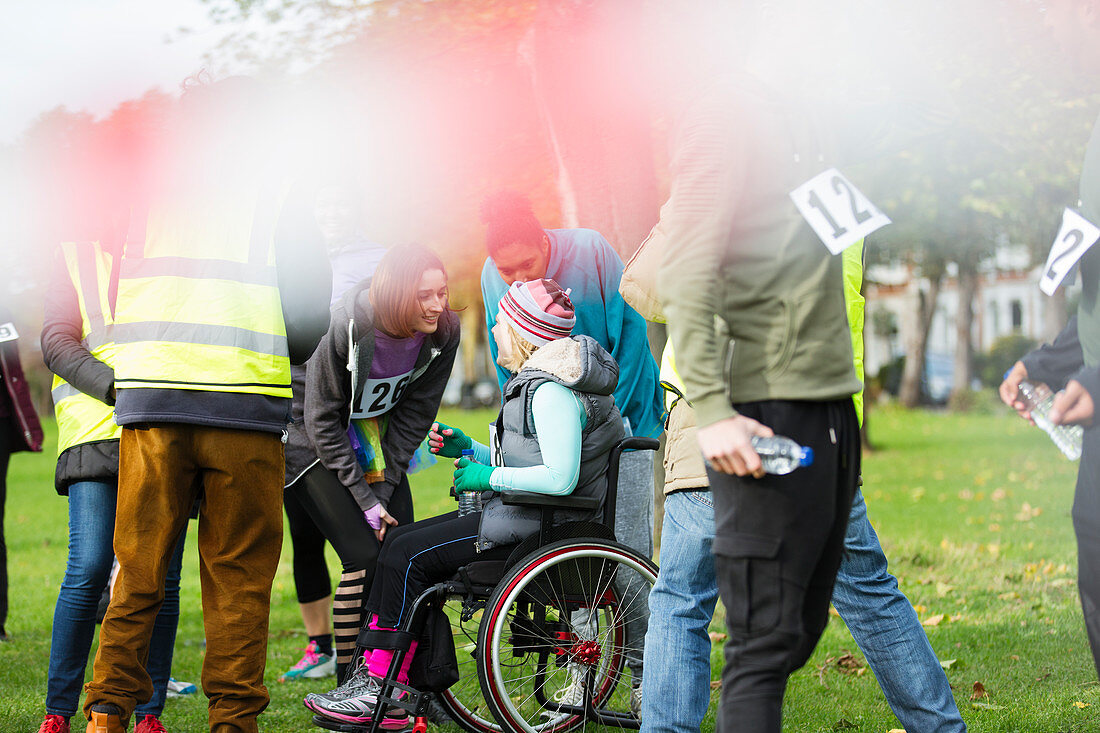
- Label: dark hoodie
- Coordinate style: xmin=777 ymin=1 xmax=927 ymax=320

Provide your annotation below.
xmin=297 ymin=281 xmax=459 ymax=511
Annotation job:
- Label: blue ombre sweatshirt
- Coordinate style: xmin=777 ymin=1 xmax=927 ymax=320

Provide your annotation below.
xmin=481 ymin=228 xmax=663 ymax=440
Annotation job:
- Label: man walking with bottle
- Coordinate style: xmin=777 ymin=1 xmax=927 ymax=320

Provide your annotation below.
xmin=999 ymin=0 xmax=1100 ymax=683
xmin=654 ymin=29 xmax=863 ymax=733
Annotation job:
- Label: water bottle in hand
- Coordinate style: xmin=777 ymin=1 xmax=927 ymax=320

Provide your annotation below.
xmin=457 ymin=449 xmax=482 ymax=515
xmin=750 ymin=435 xmax=814 ymax=475
xmin=1015 ymin=379 xmax=1083 ymax=461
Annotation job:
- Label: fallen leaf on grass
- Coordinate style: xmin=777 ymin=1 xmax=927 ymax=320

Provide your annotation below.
xmin=709 ymin=680 xmax=721 ymax=690
xmin=1074 ymin=701 xmax=1091 ymax=709
xmin=708 ymin=631 xmax=727 ymax=642
xmin=835 ymin=652 xmax=865 ymax=675
xmin=887 ymin=730 xmax=907 ymax=733
xmin=923 ymin=613 xmax=946 ymax=627
xmin=831 ymin=720 xmax=857 ymax=730
xmin=939 ymin=658 xmax=957 ymax=670
xmin=936 ymin=581 xmax=955 ymax=597
xmin=970 ymin=681 xmax=987 ymax=700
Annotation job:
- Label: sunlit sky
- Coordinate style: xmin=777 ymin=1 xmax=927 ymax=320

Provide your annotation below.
xmin=0 ymin=0 xmax=232 ymax=143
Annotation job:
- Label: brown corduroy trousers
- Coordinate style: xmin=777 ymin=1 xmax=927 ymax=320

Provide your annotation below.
xmin=84 ymin=424 xmax=284 ymax=733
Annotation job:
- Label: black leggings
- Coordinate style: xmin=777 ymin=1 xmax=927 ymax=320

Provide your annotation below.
xmin=292 ymin=463 xmax=414 ymax=670
xmin=366 ymin=510 xmax=512 ymax=628
xmin=283 ymin=484 xmax=331 ymax=604
xmin=292 ymin=463 xmax=415 ymax=573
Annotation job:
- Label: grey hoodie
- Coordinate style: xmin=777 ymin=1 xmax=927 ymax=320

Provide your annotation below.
xmin=297 ymin=280 xmax=459 ymax=511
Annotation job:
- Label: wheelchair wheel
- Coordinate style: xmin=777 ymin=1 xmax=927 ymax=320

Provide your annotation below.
xmin=477 ymin=539 xmax=658 ymax=733
xmin=434 ymin=590 xmax=501 ymax=733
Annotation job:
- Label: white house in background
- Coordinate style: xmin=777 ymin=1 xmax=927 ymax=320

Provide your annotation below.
xmin=864 ymin=244 xmax=1071 ymax=396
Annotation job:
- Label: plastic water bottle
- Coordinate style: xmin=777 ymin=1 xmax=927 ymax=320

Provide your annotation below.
xmin=1016 ymin=379 xmax=1083 ymax=461
xmin=751 ymin=435 xmax=814 ymax=475
xmin=457 ymin=449 xmax=482 ymax=516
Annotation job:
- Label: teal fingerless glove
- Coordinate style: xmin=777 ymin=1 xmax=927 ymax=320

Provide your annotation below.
xmin=453 ymin=457 xmax=495 ymax=493
xmin=429 ymin=421 xmax=473 ymax=458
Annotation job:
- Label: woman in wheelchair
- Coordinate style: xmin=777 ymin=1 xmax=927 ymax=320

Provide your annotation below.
xmin=304 ymin=278 xmax=625 ymax=728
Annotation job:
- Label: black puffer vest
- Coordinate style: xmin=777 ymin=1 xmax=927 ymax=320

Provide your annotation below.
xmin=477 ymin=335 xmax=625 ymax=551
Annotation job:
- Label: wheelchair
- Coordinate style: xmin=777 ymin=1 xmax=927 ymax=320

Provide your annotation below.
xmin=312 ymin=436 xmax=660 ymax=733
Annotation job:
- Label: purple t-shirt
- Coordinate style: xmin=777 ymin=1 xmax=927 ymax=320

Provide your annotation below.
xmin=350 ymin=329 xmax=426 ymax=419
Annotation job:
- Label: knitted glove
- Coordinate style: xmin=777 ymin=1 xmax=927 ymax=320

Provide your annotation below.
xmin=453 ymin=457 xmax=495 ymax=493
xmin=363 ymin=505 xmax=384 ymax=531
xmin=428 ymin=421 xmax=473 ymax=458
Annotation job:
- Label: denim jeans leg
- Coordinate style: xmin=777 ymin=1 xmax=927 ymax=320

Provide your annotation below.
xmin=136 ymin=526 xmax=187 ymax=718
xmin=831 ymin=488 xmax=966 ymax=733
xmin=640 ymin=491 xmax=718 ymax=733
xmin=46 ymin=481 xmax=118 ymax=718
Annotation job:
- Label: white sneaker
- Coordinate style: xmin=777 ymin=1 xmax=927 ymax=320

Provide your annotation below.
xmin=630 ymin=681 xmax=642 ymax=718
xmin=166 ymin=677 xmax=197 ymax=697
xmin=553 ymin=664 xmax=589 ymax=707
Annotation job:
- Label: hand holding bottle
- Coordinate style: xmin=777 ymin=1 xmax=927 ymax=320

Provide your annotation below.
xmin=1050 ymin=379 xmax=1095 ymax=427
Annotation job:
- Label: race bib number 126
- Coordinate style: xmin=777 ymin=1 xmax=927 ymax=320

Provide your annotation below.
xmin=790 ymin=168 xmax=891 ymax=254
xmin=1039 ymin=208 xmax=1100 ymax=296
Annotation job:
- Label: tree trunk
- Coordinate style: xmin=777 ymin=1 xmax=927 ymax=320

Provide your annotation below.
xmin=950 ymin=258 xmax=977 ymax=401
xmin=525 ymin=0 xmax=660 ymax=259
xmin=899 ymin=274 xmax=943 ymax=408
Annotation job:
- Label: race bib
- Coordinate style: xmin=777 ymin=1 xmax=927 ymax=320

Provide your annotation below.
xmin=790 ymin=168 xmax=891 ymax=254
xmin=0 ymin=322 xmax=18 ymax=344
xmin=351 ymin=371 xmax=412 ymax=419
xmin=1039 ymin=208 xmax=1100 ymax=296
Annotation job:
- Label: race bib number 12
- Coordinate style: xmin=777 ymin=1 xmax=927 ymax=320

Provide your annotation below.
xmin=1039 ymin=208 xmax=1100 ymax=296
xmin=790 ymin=168 xmax=891 ymax=254
xmin=0 ymin=322 xmax=18 ymax=344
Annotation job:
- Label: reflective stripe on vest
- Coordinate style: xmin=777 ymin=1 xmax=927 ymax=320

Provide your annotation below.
xmin=111 ymin=187 xmax=292 ymax=398
xmin=53 ymin=242 xmax=123 ymax=455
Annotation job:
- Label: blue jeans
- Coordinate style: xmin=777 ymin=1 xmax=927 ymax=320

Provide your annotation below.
xmin=46 ymin=481 xmax=185 ymax=719
xmin=641 ymin=489 xmax=966 ymax=733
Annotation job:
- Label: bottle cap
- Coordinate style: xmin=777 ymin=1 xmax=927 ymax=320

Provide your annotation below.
xmin=798 ymin=447 xmax=814 ymax=467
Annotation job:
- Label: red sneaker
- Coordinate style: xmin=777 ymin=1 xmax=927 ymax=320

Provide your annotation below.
xmin=132 ymin=715 xmax=167 ymax=733
xmin=37 ymin=715 xmax=70 ymax=733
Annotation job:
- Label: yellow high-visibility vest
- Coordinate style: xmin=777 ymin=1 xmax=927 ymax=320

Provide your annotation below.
xmin=111 ymin=187 xmax=291 ymax=398
xmin=52 ymin=242 xmax=123 ymax=455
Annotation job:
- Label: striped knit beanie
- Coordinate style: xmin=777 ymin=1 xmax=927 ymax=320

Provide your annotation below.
xmin=498 ymin=278 xmax=576 ymax=347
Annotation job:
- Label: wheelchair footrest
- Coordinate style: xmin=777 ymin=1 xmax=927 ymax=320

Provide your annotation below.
xmin=311 ymin=715 xmax=424 ymax=733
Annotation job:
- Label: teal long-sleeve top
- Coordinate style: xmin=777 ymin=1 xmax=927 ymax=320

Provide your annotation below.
xmin=481 ymin=228 xmax=663 ymax=440
xmin=466 ymin=381 xmax=586 ymax=495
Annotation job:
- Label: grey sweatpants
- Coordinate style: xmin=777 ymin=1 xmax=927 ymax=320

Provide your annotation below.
xmin=614 ymin=449 xmax=655 ymax=677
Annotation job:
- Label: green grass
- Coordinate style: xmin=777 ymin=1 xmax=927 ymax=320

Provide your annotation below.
xmin=1 ymin=405 xmax=1097 ymax=731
